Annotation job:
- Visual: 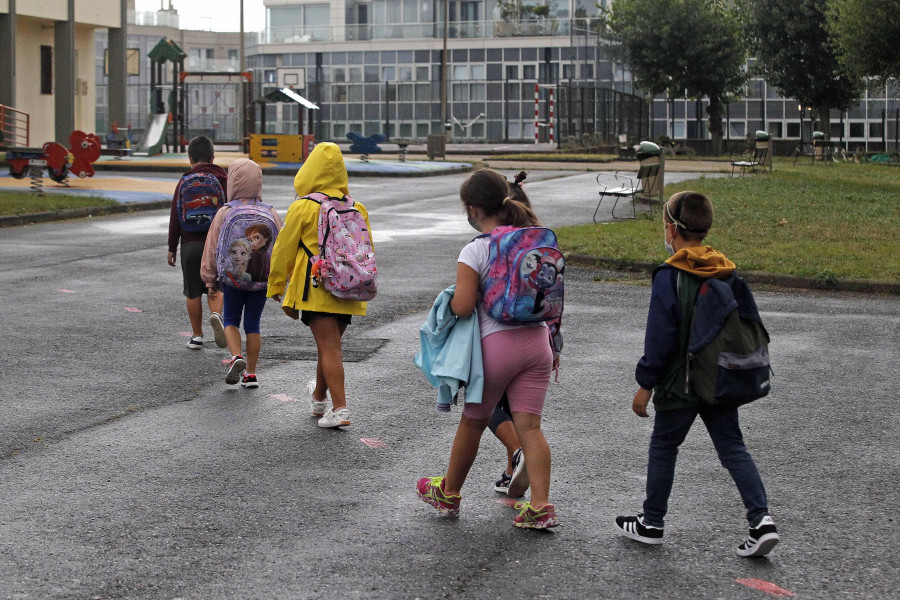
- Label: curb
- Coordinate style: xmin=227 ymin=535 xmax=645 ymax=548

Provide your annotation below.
xmin=91 ymin=161 xmax=473 ymax=178
xmin=566 ymin=253 xmax=900 ymax=295
xmin=0 ymin=200 xmax=171 ymax=227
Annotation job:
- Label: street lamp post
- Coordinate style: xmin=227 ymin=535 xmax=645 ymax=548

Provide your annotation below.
xmin=240 ymin=0 xmax=245 ymax=147
xmin=440 ymin=0 xmax=448 ymax=138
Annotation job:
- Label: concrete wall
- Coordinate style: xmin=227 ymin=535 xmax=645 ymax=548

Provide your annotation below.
xmin=14 ymin=17 xmax=56 ymax=144
xmin=2 ymin=1 xmax=122 ymax=145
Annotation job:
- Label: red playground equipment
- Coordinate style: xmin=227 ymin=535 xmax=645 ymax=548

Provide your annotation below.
xmin=7 ymin=130 xmax=101 ymax=182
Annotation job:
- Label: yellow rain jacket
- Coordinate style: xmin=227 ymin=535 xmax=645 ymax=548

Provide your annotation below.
xmin=267 ymin=142 xmax=371 ymax=319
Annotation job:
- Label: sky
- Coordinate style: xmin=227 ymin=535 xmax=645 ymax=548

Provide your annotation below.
xmin=134 ymin=0 xmax=266 ymax=32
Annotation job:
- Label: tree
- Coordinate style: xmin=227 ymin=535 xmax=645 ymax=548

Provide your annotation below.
xmin=826 ymin=0 xmax=900 ymax=81
xmin=609 ymin=0 xmax=747 ymax=154
xmin=740 ymin=0 xmax=863 ymax=137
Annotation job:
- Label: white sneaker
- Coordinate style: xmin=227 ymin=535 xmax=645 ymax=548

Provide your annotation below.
xmin=209 ymin=312 xmax=227 ymax=348
xmin=318 ymin=408 xmax=351 ymax=428
xmin=306 ymin=379 xmax=328 ymax=417
xmin=186 ymin=336 xmax=203 ymax=349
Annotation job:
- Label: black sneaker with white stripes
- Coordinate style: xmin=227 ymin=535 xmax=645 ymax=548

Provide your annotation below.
xmin=614 ymin=513 xmax=664 ymax=545
xmin=736 ymin=515 xmax=779 ymax=557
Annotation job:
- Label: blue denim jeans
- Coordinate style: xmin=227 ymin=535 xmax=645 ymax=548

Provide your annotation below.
xmin=642 ymin=407 xmax=769 ymax=528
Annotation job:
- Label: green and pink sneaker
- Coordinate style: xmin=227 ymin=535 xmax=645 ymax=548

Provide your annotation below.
xmin=416 ymin=476 xmax=461 ymax=516
xmin=513 ymin=501 xmax=559 ymax=529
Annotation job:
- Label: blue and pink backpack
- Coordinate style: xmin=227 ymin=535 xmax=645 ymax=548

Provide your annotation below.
xmin=215 ymin=200 xmax=279 ymax=291
xmin=302 ymin=193 xmax=377 ymax=301
xmin=482 ymin=225 xmax=565 ymax=324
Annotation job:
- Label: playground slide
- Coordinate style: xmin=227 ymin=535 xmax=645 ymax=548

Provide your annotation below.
xmin=140 ymin=114 xmax=169 ymax=155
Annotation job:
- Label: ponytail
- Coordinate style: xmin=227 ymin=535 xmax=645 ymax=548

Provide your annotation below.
xmin=460 ymin=167 xmax=540 ymax=227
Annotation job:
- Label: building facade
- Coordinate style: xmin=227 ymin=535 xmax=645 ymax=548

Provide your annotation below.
xmin=91 ymin=1 xmax=898 ymax=152
xmin=0 ymin=0 xmax=127 ymax=146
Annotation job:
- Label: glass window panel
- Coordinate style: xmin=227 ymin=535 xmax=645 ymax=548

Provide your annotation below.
xmin=523 ymin=65 xmax=536 ymax=79
xmin=349 ymin=67 xmax=363 ymax=82
xmin=348 ymin=85 xmax=364 ymax=102
xmin=849 ymin=122 xmax=865 ymax=137
xmin=382 ymin=66 xmax=395 ymax=81
xmin=398 ymin=84 xmax=414 ymax=101
xmin=333 ymin=68 xmax=346 ymax=83
xmin=506 ymin=65 xmax=519 ymax=79
xmin=471 ymin=65 xmax=485 ymax=79
xmin=416 ymin=66 xmax=429 ymax=81
xmin=454 ymin=65 xmax=469 ymax=80
xmin=398 ymin=66 xmax=412 ymax=81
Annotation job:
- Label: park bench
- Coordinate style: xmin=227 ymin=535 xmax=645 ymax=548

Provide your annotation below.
xmin=594 ymin=141 xmax=664 ymax=221
xmin=731 ymin=131 xmax=772 ymax=177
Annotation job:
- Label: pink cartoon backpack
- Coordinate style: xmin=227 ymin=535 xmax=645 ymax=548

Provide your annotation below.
xmin=482 ymin=225 xmax=565 ymax=324
xmin=303 ymin=193 xmax=377 ymax=301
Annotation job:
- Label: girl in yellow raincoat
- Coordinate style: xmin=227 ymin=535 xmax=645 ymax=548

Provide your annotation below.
xmin=267 ymin=142 xmax=372 ymax=428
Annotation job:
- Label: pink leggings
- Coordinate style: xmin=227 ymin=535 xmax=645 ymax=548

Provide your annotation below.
xmin=462 ymin=326 xmax=552 ymax=420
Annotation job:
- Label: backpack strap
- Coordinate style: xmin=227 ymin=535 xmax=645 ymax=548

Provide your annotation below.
xmin=675 ymin=270 xmax=703 ymax=394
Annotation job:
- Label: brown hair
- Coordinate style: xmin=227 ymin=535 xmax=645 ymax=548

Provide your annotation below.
xmin=664 ymin=191 xmax=712 ymax=242
xmin=244 ymin=223 xmax=273 ymax=249
xmin=460 ymin=168 xmax=539 ymax=228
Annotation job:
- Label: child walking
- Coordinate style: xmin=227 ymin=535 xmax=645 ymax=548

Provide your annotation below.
xmin=166 ymin=135 xmax=227 ymax=349
xmin=200 ymin=158 xmax=283 ymax=387
xmin=614 ymin=191 xmax=779 ymax=557
xmin=416 ymin=168 xmax=560 ymax=529
xmin=267 ymin=142 xmax=372 ymax=428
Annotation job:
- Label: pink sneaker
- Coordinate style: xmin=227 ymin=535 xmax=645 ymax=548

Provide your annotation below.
xmin=416 ymin=476 xmax=461 ymax=516
xmin=513 ymin=501 xmax=559 ymax=529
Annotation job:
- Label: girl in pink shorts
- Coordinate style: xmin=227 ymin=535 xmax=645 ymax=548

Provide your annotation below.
xmin=416 ymin=168 xmax=559 ymax=529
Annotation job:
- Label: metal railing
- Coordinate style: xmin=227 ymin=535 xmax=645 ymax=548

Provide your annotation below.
xmin=0 ymin=104 xmax=30 ymax=147
xmin=254 ymin=17 xmax=606 ymax=45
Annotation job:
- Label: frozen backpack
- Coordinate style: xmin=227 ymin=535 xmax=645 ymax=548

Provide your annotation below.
xmin=482 ymin=225 xmax=565 ymax=324
xmin=215 ymin=200 xmax=279 ymax=291
xmin=303 ymin=192 xmax=377 ymax=301
xmin=177 ymin=172 xmax=225 ymax=233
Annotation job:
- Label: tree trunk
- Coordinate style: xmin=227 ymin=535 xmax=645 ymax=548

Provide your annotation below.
xmin=707 ymin=97 xmax=724 ymax=155
xmin=817 ymin=107 xmax=831 ymax=139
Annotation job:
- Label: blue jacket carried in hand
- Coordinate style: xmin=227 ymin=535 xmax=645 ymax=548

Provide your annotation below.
xmin=414 ymin=286 xmax=484 ymax=411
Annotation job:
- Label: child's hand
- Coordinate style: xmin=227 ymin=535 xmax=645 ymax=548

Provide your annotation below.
xmin=632 ymin=388 xmax=652 ymax=418
xmin=167 ymin=251 xmax=176 ymax=267
xmin=271 ymin=294 xmax=282 ymax=303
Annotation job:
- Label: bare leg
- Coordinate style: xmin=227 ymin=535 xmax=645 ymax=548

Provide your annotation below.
xmin=186 ymin=296 xmax=203 ymax=337
xmin=225 ymin=325 xmax=242 ymax=358
xmin=511 ymin=412 xmax=551 ymax=508
xmin=245 ymin=333 xmax=261 ymax=373
xmin=443 ymin=415 xmax=491 ymax=496
xmin=207 ymin=291 xmax=223 ymax=316
xmin=309 ymin=317 xmax=348 ymax=409
xmin=494 ymin=420 xmax=520 ymax=474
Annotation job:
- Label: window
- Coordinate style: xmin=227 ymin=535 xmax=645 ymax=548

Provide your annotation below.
xmin=849 ymin=122 xmax=865 ymax=137
xmin=471 ymin=65 xmax=485 ymax=79
xmin=768 ymin=123 xmax=782 ymax=138
xmin=416 ymin=66 xmax=429 ymax=81
xmin=453 ymin=65 xmax=469 ymax=80
xmin=522 ymin=65 xmax=536 ymax=79
xmin=228 ymin=49 xmax=238 ymax=61
xmin=786 ymin=122 xmax=800 ymax=138
xmin=41 ymin=46 xmax=52 ymax=95
xmin=382 ymin=66 xmax=395 ymax=81
xmin=506 ymin=65 xmax=519 ymax=80
xmin=870 ymin=122 xmax=884 ymax=138
xmin=333 ymin=67 xmax=346 ymax=82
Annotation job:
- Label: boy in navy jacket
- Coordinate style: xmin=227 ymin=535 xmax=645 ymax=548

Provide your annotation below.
xmin=614 ymin=191 xmax=780 ymax=558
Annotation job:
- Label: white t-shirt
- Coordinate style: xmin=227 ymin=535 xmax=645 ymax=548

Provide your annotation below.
xmin=457 ymin=236 xmax=544 ymax=339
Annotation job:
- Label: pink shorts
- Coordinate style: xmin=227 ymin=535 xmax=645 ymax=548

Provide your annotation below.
xmin=462 ymin=326 xmax=553 ymax=420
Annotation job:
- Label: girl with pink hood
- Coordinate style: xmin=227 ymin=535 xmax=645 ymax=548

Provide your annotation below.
xmin=201 ymin=158 xmax=283 ymax=388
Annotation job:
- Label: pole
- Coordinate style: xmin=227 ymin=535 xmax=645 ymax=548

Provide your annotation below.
xmin=439 ymin=0 xmax=448 ymax=138
xmin=239 ymin=0 xmax=245 ymax=146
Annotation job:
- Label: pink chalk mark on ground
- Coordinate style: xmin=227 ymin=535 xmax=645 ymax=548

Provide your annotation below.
xmin=736 ymin=579 xmax=795 ymax=597
xmin=269 ymin=394 xmax=298 ymax=402
xmin=360 ymin=438 xmax=386 ymax=448
xmin=57 ymin=289 xmax=76 ymax=293
xmin=493 ymin=497 xmax=519 ymax=507
xmin=177 ymin=332 xmax=193 ymax=337
xmin=124 ymin=307 xmax=143 ymax=313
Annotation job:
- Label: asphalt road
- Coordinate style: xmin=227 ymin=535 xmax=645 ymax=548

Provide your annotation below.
xmin=1 ymin=169 xmax=898 ymax=599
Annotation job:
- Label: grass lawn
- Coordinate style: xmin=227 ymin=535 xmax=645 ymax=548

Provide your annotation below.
xmin=0 ymin=190 xmax=118 ymax=216
xmin=556 ymin=161 xmax=900 ymax=283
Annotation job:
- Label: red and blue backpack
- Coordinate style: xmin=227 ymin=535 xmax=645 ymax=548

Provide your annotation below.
xmin=176 ymin=172 xmax=225 ymax=233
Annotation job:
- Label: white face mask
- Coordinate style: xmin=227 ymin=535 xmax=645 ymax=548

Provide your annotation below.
xmin=664 ymin=224 xmax=675 ymax=255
